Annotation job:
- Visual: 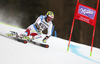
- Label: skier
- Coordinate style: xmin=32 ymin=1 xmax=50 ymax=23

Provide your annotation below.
xmin=18 ymin=11 xmax=54 ymax=43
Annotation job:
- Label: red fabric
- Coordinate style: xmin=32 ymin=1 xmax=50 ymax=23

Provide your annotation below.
xmin=25 ymin=28 xmax=38 ymax=36
xmin=30 ymin=33 xmax=38 ymax=36
xmin=25 ymin=29 xmax=30 ymax=36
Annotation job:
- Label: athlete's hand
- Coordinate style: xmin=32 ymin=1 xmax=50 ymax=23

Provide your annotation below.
xmin=42 ymin=36 xmax=50 ymax=43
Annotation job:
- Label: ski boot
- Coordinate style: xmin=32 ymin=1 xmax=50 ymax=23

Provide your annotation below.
xmin=7 ymin=31 xmax=18 ymax=37
xmin=19 ymin=34 xmax=30 ymax=40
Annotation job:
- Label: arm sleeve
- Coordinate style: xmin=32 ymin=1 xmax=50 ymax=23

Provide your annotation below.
xmin=46 ymin=23 xmax=53 ymax=36
xmin=34 ymin=15 xmax=43 ymax=25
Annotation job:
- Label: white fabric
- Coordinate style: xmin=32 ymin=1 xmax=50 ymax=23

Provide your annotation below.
xmin=27 ymin=24 xmax=37 ymax=34
xmin=34 ymin=15 xmax=53 ymax=36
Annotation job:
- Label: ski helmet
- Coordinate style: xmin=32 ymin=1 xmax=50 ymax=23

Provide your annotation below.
xmin=45 ymin=11 xmax=54 ymax=20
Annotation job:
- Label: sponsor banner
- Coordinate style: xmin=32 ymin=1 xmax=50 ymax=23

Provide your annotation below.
xmin=75 ymin=3 xmax=97 ymax=26
xmin=75 ymin=14 xmax=95 ymax=26
xmin=78 ymin=5 xmax=96 ymax=20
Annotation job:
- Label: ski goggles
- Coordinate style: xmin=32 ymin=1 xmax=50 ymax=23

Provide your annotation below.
xmin=47 ymin=16 xmax=53 ymax=21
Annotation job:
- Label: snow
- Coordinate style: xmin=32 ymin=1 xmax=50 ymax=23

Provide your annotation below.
xmin=0 ymin=22 xmax=100 ymax=64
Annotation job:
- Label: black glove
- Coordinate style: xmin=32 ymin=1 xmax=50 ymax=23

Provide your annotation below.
xmin=42 ymin=36 xmax=50 ymax=43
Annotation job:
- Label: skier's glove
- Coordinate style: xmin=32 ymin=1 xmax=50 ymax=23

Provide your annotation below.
xmin=42 ymin=36 xmax=50 ymax=43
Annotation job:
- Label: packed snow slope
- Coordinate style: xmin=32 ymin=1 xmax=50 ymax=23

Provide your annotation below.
xmin=0 ymin=22 xmax=100 ymax=64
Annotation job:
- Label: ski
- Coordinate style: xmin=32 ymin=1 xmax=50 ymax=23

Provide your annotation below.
xmin=31 ymin=41 xmax=49 ymax=48
xmin=12 ymin=37 xmax=49 ymax=48
xmin=5 ymin=31 xmax=49 ymax=48
xmin=6 ymin=31 xmax=28 ymax=44
xmin=13 ymin=37 xmax=49 ymax=48
xmin=13 ymin=37 xmax=28 ymax=44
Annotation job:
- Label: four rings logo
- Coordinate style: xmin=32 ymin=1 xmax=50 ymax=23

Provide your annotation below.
xmin=78 ymin=5 xmax=96 ymax=19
